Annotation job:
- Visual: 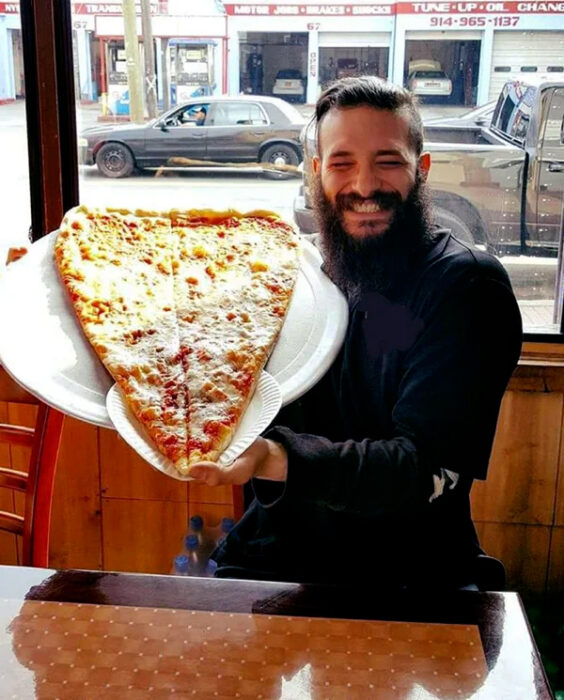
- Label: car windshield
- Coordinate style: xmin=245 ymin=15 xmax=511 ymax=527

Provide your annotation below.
xmin=415 ymin=71 xmax=447 ymax=79
xmin=276 ymin=70 xmax=302 ymax=79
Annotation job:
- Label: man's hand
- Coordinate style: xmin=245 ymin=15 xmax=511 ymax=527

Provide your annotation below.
xmin=187 ymin=437 xmax=288 ymax=487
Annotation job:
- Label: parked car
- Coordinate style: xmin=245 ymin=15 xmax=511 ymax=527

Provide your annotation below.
xmin=294 ymin=77 xmax=564 ymax=260
xmin=272 ymin=69 xmax=306 ymax=103
xmin=406 ymin=60 xmax=452 ymax=102
xmin=423 ymin=101 xmax=496 ymax=130
xmin=408 ymin=69 xmax=453 ymax=100
xmin=79 ymin=96 xmax=305 ymax=178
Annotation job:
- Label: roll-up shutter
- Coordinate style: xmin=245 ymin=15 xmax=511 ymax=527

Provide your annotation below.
xmin=490 ymin=31 xmax=564 ymax=100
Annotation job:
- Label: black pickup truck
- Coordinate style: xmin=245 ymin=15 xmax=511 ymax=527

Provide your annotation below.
xmin=294 ymin=78 xmax=564 ymax=260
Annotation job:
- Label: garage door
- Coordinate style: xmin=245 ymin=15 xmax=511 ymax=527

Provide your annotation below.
xmin=489 ymin=31 xmax=564 ymax=100
xmin=319 ymin=32 xmax=390 ymax=48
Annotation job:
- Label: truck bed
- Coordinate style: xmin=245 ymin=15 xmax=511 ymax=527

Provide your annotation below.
xmin=423 ymin=125 xmax=495 ymax=146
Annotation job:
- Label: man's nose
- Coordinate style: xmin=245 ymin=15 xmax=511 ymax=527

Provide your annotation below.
xmin=351 ymin=162 xmax=381 ymax=199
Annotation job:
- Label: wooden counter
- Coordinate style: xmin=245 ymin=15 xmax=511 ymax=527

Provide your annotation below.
xmin=2 ymin=343 xmax=564 ymax=595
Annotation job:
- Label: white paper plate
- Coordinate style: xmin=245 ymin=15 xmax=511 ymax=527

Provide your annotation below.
xmin=106 ymin=372 xmax=281 ymax=481
xmin=0 ymin=231 xmax=347 ymax=427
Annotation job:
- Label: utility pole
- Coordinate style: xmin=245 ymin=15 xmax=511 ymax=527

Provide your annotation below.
xmin=161 ymin=38 xmax=170 ymax=112
xmin=122 ymin=0 xmax=144 ymax=122
xmin=140 ymin=0 xmax=158 ymax=119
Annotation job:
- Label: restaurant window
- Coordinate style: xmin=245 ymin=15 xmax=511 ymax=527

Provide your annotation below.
xmin=5 ymin=2 xmax=564 ymax=340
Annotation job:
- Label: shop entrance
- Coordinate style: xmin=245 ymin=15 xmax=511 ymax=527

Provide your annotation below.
xmin=169 ymin=40 xmax=216 ymax=105
xmin=319 ymin=47 xmax=389 ymax=90
xmin=239 ymin=32 xmax=308 ymax=101
xmin=10 ymin=29 xmax=24 ymax=98
xmin=106 ymin=40 xmax=130 ymax=114
xmin=404 ymin=38 xmax=481 ymax=105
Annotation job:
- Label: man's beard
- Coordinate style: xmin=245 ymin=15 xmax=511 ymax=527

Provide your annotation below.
xmin=312 ymin=172 xmax=436 ymax=302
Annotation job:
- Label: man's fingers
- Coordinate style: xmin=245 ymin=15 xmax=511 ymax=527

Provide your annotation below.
xmin=187 ymin=438 xmax=269 ymax=486
xmin=188 ymin=457 xmax=254 ymax=486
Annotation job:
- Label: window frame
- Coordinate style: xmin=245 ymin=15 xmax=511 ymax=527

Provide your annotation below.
xmin=18 ymin=1 xmax=564 ymax=347
xmin=20 ymin=0 xmax=78 ymax=241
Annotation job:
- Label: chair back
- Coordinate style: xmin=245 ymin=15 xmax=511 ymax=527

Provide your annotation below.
xmin=0 ymin=373 xmax=64 ymax=567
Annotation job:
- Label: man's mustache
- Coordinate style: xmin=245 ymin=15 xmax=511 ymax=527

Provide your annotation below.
xmin=336 ymin=190 xmax=402 ymax=213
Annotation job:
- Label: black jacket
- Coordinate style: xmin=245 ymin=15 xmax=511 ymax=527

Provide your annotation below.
xmin=213 ymin=232 xmax=523 ymax=587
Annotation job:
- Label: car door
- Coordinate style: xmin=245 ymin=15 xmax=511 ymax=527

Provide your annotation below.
xmin=532 ymin=87 xmax=564 ymax=254
xmin=143 ymin=103 xmax=209 ymax=166
xmin=206 ymin=101 xmax=269 ymax=163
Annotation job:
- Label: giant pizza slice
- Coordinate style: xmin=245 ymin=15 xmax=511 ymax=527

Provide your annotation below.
xmin=55 ymin=206 xmax=300 ymax=475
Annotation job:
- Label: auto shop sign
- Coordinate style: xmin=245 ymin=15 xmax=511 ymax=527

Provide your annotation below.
xmin=224 ymin=4 xmax=393 ymax=14
xmin=396 ymin=0 xmax=564 ymax=9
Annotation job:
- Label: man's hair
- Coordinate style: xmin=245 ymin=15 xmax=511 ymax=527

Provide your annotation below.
xmin=315 ymin=76 xmax=424 ymax=157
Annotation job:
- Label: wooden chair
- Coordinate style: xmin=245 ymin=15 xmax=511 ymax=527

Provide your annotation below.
xmin=0 ymin=374 xmax=64 ymax=567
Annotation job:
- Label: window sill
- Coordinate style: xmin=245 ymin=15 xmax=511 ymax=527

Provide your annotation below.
xmin=512 ymin=343 xmax=564 ymax=391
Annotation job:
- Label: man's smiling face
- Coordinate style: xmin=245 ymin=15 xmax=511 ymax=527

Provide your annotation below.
xmin=313 ymin=105 xmax=430 ymax=240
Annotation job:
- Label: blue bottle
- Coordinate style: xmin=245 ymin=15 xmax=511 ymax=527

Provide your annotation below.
xmin=171 ymin=554 xmax=190 ymax=576
xmin=189 ymin=514 xmax=215 ymax=561
xmin=217 ymin=517 xmax=235 ymax=546
xmin=184 ymin=533 xmax=202 ymax=572
xmin=188 ymin=515 xmax=205 ymax=542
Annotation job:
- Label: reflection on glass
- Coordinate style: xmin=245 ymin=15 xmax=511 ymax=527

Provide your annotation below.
xmin=69 ymin=2 xmax=564 ymax=334
xmin=0 ymin=7 xmax=30 ymax=265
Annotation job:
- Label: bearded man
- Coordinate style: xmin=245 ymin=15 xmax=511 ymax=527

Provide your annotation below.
xmin=189 ymin=77 xmax=522 ymax=590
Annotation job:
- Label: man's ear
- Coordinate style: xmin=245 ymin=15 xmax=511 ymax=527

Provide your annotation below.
xmin=418 ymin=152 xmax=431 ymax=181
xmin=312 ymin=155 xmax=321 ymax=175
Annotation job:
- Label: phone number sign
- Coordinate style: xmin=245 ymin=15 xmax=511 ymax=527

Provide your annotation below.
xmin=429 ymin=14 xmax=520 ymax=24
xmin=397 ymin=1 xmax=564 ymax=10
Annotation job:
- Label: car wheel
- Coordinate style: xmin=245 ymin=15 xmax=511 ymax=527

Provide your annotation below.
xmin=260 ymin=144 xmax=299 ymax=180
xmin=434 ymin=207 xmax=475 ymax=246
xmin=95 ymin=142 xmax=135 ymax=178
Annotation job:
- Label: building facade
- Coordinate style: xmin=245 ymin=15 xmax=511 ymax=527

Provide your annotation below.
xmin=0 ymin=0 xmax=563 ymax=107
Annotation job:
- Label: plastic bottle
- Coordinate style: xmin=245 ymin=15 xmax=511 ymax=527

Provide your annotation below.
xmin=184 ymin=533 xmax=203 ymax=574
xmin=216 ymin=517 xmax=235 ymax=547
xmin=171 ymin=554 xmax=190 ymax=576
xmin=188 ymin=515 xmax=205 ymax=543
xmin=189 ymin=514 xmax=215 ymax=562
xmin=204 ymin=559 xmax=218 ymax=577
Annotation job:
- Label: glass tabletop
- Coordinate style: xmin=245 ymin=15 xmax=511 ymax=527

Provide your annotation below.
xmin=0 ymin=565 xmax=553 ymax=699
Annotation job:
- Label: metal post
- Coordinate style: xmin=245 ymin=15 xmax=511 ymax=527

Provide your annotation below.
xmin=122 ymin=0 xmax=144 ymax=122
xmin=140 ymin=0 xmax=158 ymax=119
xmin=161 ymin=37 xmax=170 ymax=112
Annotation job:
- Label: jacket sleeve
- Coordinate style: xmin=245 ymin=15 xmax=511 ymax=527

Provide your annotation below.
xmin=256 ymin=273 xmax=522 ymax=517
